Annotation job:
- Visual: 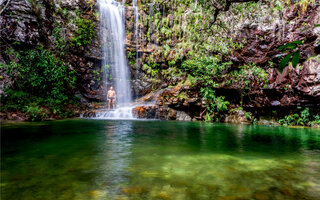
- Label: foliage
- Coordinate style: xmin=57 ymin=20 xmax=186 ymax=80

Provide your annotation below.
xmin=182 ymin=56 xmax=231 ymax=85
xmin=71 ymin=13 xmax=95 ymax=46
xmin=2 ymin=47 xmax=78 ymax=119
xmin=181 ymin=57 xmax=230 ymax=120
xmin=53 ymin=27 xmax=67 ymax=55
xmin=278 ymin=108 xmax=320 ymax=127
xmin=201 ymin=87 xmax=230 ymax=121
xmin=1 ymin=89 xmax=32 ymax=111
xmin=23 ymin=105 xmax=48 ymax=121
xmin=309 ymin=115 xmax=320 ymax=127
xmin=93 ymin=70 xmax=101 ymax=82
xmin=227 ymin=63 xmax=268 ymax=89
xmin=278 ymin=40 xmax=303 ymax=72
xmin=5 ymin=47 xmax=76 ymax=99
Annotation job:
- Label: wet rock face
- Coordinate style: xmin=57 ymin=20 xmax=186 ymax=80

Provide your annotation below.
xmin=225 ymin=110 xmax=249 ymax=124
xmin=297 ymin=57 xmax=320 ymax=97
xmin=133 ymin=85 xmax=204 ymax=121
xmin=232 ymin=4 xmax=320 ymax=66
xmin=256 ymin=55 xmax=320 ymax=109
xmin=0 ymin=0 xmax=104 ymax=102
xmin=0 ymin=111 xmax=27 ymax=121
xmin=132 ymin=106 xmax=157 ymax=119
xmin=57 ymin=0 xmax=80 ymax=9
xmin=0 ymin=0 xmax=47 ymax=45
xmin=132 ymin=105 xmax=193 ymax=121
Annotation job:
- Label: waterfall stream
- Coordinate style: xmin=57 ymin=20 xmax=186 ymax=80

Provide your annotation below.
xmin=97 ymin=0 xmax=134 ymax=119
xmin=133 ymin=0 xmax=139 ymax=67
xmin=99 ymin=0 xmax=132 ymax=106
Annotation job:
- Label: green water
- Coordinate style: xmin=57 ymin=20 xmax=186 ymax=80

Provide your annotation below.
xmin=1 ymin=120 xmax=320 ymax=200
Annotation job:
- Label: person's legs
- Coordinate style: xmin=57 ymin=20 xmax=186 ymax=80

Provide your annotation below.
xmin=108 ymin=99 xmax=111 ymax=109
xmin=112 ymin=99 xmax=116 ymax=109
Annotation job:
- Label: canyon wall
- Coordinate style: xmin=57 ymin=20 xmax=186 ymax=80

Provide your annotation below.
xmin=1 ymin=0 xmax=320 ymax=122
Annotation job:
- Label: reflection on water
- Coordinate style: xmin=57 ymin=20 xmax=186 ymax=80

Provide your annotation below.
xmin=1 ymin=120 xmax=320 ymax=200
xmin=95 ymin=121 xmax=133 ymax=198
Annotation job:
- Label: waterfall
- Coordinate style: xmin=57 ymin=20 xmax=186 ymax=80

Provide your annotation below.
xmin=99 ymin=0 xmax=132 ymax=106
xmin=133 ymin=0 xmax=139 ymax=67
xmin=149 ymin=0 xmax=155 ymax=45
xmin=95 ymin=0 xmax=134 ymax=119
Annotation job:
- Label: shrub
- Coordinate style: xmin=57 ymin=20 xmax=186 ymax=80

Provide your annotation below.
xmin=23 ymin=105 xmax=48 ymax=121
xmin=3 ymin=47 xmax=78 ymax=119
xmin=279 ymin=108 xmax=320 ymax=126
xmin=5 ymin=47 xmax=76 ymax=103
xmin=71 ymin=17 xmax=95 ymax=46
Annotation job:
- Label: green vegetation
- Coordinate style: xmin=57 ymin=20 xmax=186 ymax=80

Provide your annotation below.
xmin=1 ymin=47 xmax=78 ymax=120
xmin=53 ymin=27 xmax=67 ymax=55
xmin=24 ymin=105 xmax=48 ymax=122
xmin=182 ymin=57 xmax=231 ymax=120
xmin=1 ymin=0 xmax=318 ymax=125
xmin=5 ymin=47 xmax=76 ymax=96
xmin=278 ymin=41 xmax=302 ymax=72
xmin=279 ymin=108 xmax=320 ymax=127
xmin=132 ymin=0 xmax=317 ymax=125
xmin=0 ymin=1 xmax=98 ymax=121
xmin=71 ymin=16 xmax=95 ymax=46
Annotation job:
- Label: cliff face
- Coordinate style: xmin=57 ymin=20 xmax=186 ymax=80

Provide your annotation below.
xmin=0 ymin=0 xmax=105 ymax=103
xmin=125 ymin=0 xmax=320 ymax=121
xmin=1 ymin=0 xmax=320 ymax=121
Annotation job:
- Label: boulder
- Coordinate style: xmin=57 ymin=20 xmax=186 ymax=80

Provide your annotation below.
xmin=225 ymin=110 xmax=250 ymax=124
xmin=296 ymin=56 xmax=320 ymax=97
xmin=132 ymin=105 xmax=157 ymax=119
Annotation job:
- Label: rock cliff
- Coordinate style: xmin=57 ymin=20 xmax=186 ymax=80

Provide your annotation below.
xmin=1 ymin=0 xmax=319 ymax=122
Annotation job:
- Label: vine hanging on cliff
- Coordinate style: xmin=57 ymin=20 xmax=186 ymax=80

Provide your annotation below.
xmin=208 ymin=0 xmax=260 ymax=24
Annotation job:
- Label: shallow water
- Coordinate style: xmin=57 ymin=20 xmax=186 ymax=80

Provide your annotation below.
xmin=1 ymin=120 xmax=320 ymax=200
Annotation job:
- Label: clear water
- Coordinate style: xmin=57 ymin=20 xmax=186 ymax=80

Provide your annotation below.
xmin=1 ymin=120 xmax=320 ymax=200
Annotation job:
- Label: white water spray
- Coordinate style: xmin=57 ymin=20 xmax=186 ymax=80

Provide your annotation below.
xmin=96 ymin=0 xmax=134 ymax=119
xmin=99 ymin=0 xmax=132 ymax=106
xmin=94 ymin=107 xmax=135 ymax=120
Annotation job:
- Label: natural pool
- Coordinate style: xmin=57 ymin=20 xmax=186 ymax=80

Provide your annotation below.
xmin=1 ymin=119 xmax=320 ymax=200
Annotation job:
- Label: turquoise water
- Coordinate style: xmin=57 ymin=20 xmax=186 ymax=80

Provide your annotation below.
xmin=1 ymin=120 xmax=320 ymax=200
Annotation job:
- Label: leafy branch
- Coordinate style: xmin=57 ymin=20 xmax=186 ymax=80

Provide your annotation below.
xmin=278 ymin=40 xmax=302 ymax=72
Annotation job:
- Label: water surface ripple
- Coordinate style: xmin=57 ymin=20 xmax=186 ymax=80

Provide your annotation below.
xmin=1 ymin=120 xmax=320 ymax=200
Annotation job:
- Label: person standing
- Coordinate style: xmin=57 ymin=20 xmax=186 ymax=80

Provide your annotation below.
xmin=107 ymin=86 xmax=116 ymax=110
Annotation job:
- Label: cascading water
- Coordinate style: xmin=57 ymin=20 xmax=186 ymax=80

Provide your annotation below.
xmin=133 ymin=0 xmax=139 ymax=67
xmin=95 ymin=0 xmax=134 ymax=119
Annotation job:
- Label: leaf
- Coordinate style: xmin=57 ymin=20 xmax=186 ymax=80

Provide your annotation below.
xmin=279 ymin=53 xmax=293 ymax=73
xmin=292 ymin=50 xmax=300 ymax=68
xmin=288 ymin=40 xmax=303 ymax=45
xmin=315 ymin=24 xmax=320 ymax=27
xmin=278 ymin=41 xmax=303 ymax=51
xmin=278 ymin=43 xmax=297 ymax=51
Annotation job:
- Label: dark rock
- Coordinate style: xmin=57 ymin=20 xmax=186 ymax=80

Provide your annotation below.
xmin=296 ymin=56 xmax=320 ymax=97
xmin=132 ymin=105 xmax=157 ymax=119
xmin=270 ymin=100 xmax=280 ymax=106
xmin=225 ymin=110 xmax=250 ymax=124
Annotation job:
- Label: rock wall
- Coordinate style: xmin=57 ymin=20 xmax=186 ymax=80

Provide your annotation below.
xmin=122 ymin=0 xmax=320 ymax=122
xmin=0 ymin=0 xmax=105 ymax=103
xmin=1 ymin=0 xmax=319 ymax=122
